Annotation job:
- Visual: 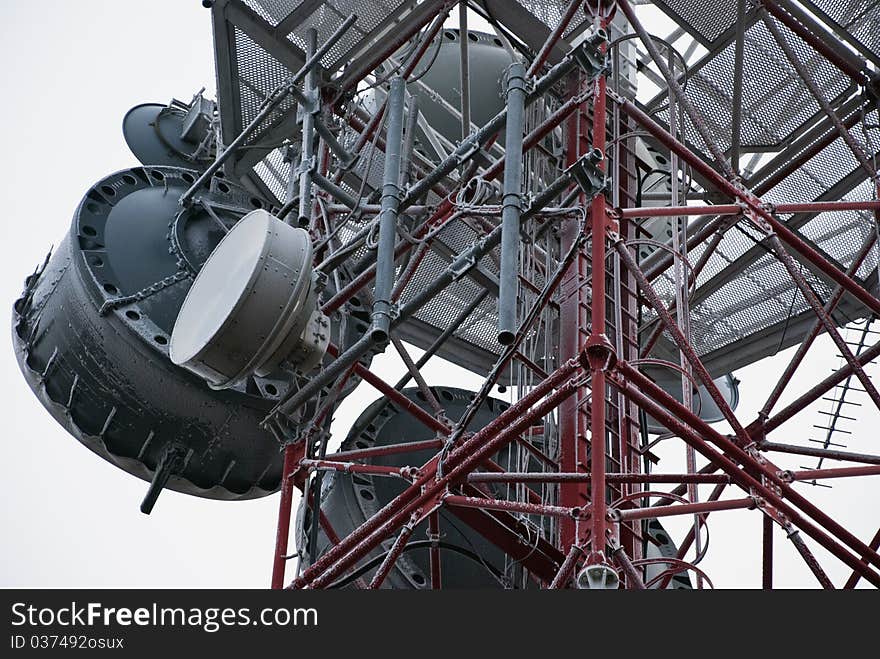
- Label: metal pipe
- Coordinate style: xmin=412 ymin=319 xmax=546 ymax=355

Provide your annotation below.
xmin=400 ymin=94 xmax=420 ymax=189
xmin=271 ymin=444 xmax=303 ymax=589
xmin=526 ymin=0 xmax=582 ymax=78
xmin=291 ymin=360 xmax=581 ymax=588
xmin=791 ymin=465 xmax=880 ymax=481
xmin=614 ymin=363 xmax=880 ymax=582
xmin=612 ymin=544 xmax=647 ymax=590
xmin=763 ymin=514 xmax=773 ymax=590
xmin=845 ymin=526 xmax=880 ymax=589
xmin=730 ymin=0 xmax=746 ymax=174
xmin=300 ymin=459 xmax=413 ymax=478
xmin=657 ymin=481 xmax=727 ymax=588
xmin=443 ymin=495 xmax=583 ymax=520
xmin=787 ymin=527 xmax=836 ymax=589
xmin=611 ymin=368 xmax=880 ymax=587
xmin=549 ymin=543 xmax=584 ymax=589
xmin=393 ymin=290 xmax=488 ymax=389
xmin=759 ymin=441 xmax=880 ymax=466
xmin=466 ymin=472 xmax=730 ymax=484
xmin=297 ymin=29 xmax=319 ymax=226
xmin=458 ymin=1 xmax=471 ymax=142
xmin=618 ymin=0 xmax=733 ymax=178
xmin=617 ymin=95 xmax=880 ymax=317
xmin=400 ymin=46 xmax=589 ymax=210
xmin=619 ymin=204 xmax=741 ymax=219
xmin=759 ymin=232 xmax=877 ymax=418
xmin=371 ymin=76 xmax=407 ymax=343
xmin=497 ymin=62 xmax=527 ymax=345
xmin=623 ymin=200 xmax=880 ymax=219
xmin=325 ymin=438 xmax=445 ymax=463
xmin=314 ymin=118 xmax=354 ymax=169
xmin=369 ymin=517 xmax=417 ymax=588
xmin=589 ymin=67 xmax=610 ymax=558
xmin=615 ymin=497 xmax=755 ymax=522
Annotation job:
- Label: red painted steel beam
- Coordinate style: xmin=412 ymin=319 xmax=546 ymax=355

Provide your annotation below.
xmin=763 ymin=515 xmax=774 ymax=590
xmin=759 ymin=232 xmax=878 ymax=418
xmin=325 ymin=438 xmax=444 ymax=462
xmin=443 ymin=494 xmax=585 ymax=520
xmin=299 ymin=459 xmax=414 ymax=478
xmin=324 ymin=343 xmax=449 ymax=435
xmin=617 ymin=96 xmax=880 ymax=318
xmin=755 ymin=336 xmax=880 ymax=435
xmin=549 ymin=543 xmax=584 ymax=589
xmin=760 ymin=441 xmax=880 ymax=465
xmin=526 ymin=0 xmax=583 ymax=78
xmin=615 ymin=497 xmax=755 ymax=522
xmin=448 ymin=504 xmax=563 ymax=584
xmin=762 ymin=0 xmax=872 ymax=87
xmin=588 ymin=65 xmax=610 ymax=558
xmin=618 ymin=200 xmax=880 ymax=219
xmin=290 ymin=359 xmax=581 ymax=588
xmin=467 ymin=472 xmax=729 ymax=484
xmin=369 ymin=519 xmax=417 ymax=588
xmin=271 ymin=443 xmax=304 ymax=589
xmin=658 ymin=481 xmax=727 ymax=588
xmin=619 ymin=204 xmax=741 ymax=219
xmin=845 ymin=527 xmax=880 ymax=589
xmin=611 ymin=364 xmax=880 ymax=586
xmin=791 ymin=465 xmax=880 ymax=481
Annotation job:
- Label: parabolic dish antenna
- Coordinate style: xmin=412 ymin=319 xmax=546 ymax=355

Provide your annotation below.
xmin=123 ymin=99 xmax=215 ymax=170
xmin=171 ymin=209 xmax=329 ymax=389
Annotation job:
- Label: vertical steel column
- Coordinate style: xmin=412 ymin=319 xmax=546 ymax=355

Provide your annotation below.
xmin=762 ymin=515 xmax=774 ymax=589
xmin=271 ymin=444 xmax=301 ymax=589
xmin=297 ymin=28 xmax=318 ymax=226
xmin=400 ymin=94 xmax=420 ymax=190
xmin=371 ymin=76 xmax=407 ymax=342
xmin=498 ymin=62 xmax=527 ymax=344
xmin=589 ymin=64 xmax=609 ymax=560
xmin=558 ymin=74 xmax=585 ymax=548
xmin=730 ymin=0 xmax=747 ymax=174
xmin=458 ymin=1 xmax=471 ymax=141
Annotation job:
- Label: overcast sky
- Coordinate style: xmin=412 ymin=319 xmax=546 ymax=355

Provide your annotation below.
xmin=1 ymin=1 xmax=877 ymax=589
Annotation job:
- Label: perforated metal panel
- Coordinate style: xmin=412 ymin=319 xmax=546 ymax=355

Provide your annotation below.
xmin=513 ymin=0 xmax=591 ymax=37
xmin=801 ymin=0 xmax=880 ymax=65
xmin=654 ymin=15 xmax=853 ymax=151
xmin=210 ymin=1 xmax=880 ymax=380
xmin=652 ymin=0 xmax=755 ymax=44
xmin=233 ymin=27 xmax=298 ymax=145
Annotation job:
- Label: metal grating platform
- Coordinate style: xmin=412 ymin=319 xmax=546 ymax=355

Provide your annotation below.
xmin=210 ymin=0 xmax=880 ymax=380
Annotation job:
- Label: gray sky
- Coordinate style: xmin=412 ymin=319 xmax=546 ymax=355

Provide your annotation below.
xmin=1 ymin=1 xmax=876 ymax=589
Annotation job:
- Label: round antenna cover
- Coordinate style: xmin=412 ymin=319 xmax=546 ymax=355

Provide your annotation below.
xmin=171 ymin=209 xmax=326 ymax=388
xmin=123 ymin=103 xmax=213 ymax=170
